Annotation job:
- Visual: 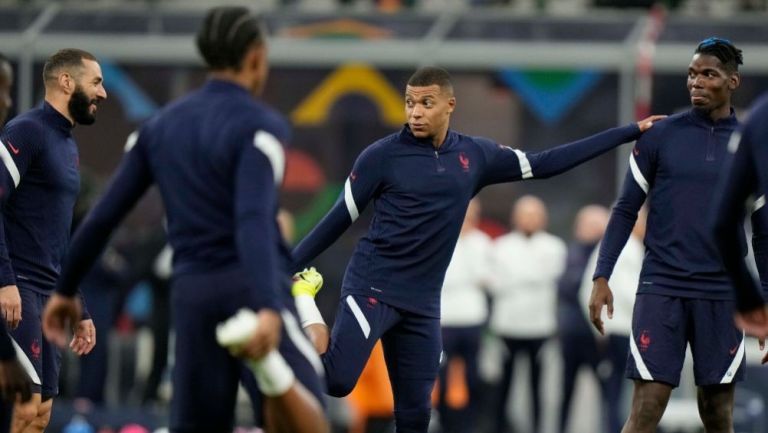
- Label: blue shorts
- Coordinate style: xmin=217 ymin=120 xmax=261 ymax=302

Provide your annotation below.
xmin=169 ymin=267 xmax=325 ymax=433
xmin=10 ymin=287 xmax=61 ymax=398
xmin=626 ymin=293 xmax=745 ymax=387
xmin=323 ymin=294 xmax=441 ymax=433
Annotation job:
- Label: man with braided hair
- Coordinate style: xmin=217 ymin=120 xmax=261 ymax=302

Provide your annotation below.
xmin=41 ymin=7 xmax=328 ymax=433
xmin=589 ymin=38 xmax=766 ymax=433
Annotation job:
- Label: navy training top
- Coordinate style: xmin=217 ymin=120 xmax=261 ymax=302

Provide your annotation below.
xmin=0 ymin=103 xmax=81 ymax=291
xmin=594 ymin=108 xmax=768 ymax=300
xmin=293 ymin=123 xmax=643 ymax=317
xmin=55 ymin=80 xmax=290 ymax=312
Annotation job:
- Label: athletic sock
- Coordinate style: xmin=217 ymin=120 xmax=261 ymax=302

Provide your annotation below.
xmin=294 ymin=294 xmax=326 ymax=328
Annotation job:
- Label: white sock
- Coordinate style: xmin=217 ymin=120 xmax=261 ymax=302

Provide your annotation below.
xmin=295 ymin=294 xmax=326 ymax=328
xmin=247 ymin=350 xmax=296 ymax=397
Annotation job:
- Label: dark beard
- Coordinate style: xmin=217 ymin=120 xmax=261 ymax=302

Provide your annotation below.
xmin=68 ymin=86 xmax=96 ymax=125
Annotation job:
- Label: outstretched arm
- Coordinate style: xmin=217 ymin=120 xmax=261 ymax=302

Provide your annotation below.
xmin=292 ymin=145 xmax=384 ymax=271
xmin=44 ymin=131 xmax=153 ymax=347
xmin=481 ymin=116 xmax=663 ymax=186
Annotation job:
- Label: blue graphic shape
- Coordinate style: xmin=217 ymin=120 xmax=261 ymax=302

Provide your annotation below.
xmin=100 ymin=59 xmax=158 ymax=122
xmin=497 ymin=69 xmax=602 ymax=125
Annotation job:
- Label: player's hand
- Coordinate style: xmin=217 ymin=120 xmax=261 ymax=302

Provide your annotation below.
xmin=0 ymin=358 xmax=32 ymax=403
xmin=0 ymin=285 xmax=21 ymax=330
xmin=735 ymin=306 xmax=768 ymax=340
xmin=236 ymin=308 xmax=282 ymax=360
xmin=589 ymin=277 xmax=614 ymax=336
xmin=41 ymin=293 xmax=82 ymax=349
xmin=636 ymin=115 xmax=667 ymax=132
xmin=69 ymin=319 xmax=96 ymax=356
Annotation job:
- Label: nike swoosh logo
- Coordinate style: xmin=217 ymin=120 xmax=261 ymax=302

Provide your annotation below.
xmin=730 ymin=347 xmax=738 ymax=355
xmin=7 ymin=141 xmax=19 ymax=155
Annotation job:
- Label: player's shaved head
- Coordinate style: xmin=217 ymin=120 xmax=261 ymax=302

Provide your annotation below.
xmin=408 ymin=66 xmax=453 ymax=96
xmin=43 ymin=48 xmax=97 ymax=84
xmin=574 ymin=204 xmax=609 ymax=243
xmin=512 ymin=195 xmax=548 ymax=235
xmin=197 ymin=6 xmax=266 ymax=71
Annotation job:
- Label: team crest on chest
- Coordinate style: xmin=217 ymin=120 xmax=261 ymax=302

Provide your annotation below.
xmin=459 ymin=152 xmax=470 ymax=172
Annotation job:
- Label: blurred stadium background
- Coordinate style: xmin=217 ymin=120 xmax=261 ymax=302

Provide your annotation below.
xmin=2 ymin=0 xmax=768 ymax=432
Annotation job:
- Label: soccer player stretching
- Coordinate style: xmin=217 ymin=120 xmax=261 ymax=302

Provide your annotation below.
xmin=42 ymin=7 xmax=328 ymax=433
xmin=291 ymin=66 xmax=662 ymax=433
xmin=589 ymin=38 xmax=759 ymax=433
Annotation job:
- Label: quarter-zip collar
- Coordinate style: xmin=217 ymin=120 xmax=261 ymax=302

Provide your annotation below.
xmin=688 ymin=106 xmax=737 ymax=129
xmin=399 ymin=124 xmax=458 ymax=152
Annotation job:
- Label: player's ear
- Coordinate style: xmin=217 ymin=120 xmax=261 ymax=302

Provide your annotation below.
xmin=243 ymin=44 xmax=265 ymax=74
xmin=447 ymin=96 xmax=456 ymax=114
xmin=729 ymin=72 xmax=741 ymax=91
xmin=58 ymin=72 xmax=74 ymax=95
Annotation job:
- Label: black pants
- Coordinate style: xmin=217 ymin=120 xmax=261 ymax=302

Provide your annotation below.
xmin=495 ymin=337 xmax=546 ymax=433
xmin=437 ymin=325 xmax=483 ymax=433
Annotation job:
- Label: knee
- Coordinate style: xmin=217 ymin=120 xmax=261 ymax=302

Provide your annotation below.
xmin=394 ymin=407 xmax=431 ymax=433
xmin=13 ymin=399 xmax=38 ymax=424
xmin=699 ymin=399 xmax=732 ymax=431
xmin=631 ymin=394 xmax=667 ymax=427
xmin=23 ymin=398 xmax=52 ymax=433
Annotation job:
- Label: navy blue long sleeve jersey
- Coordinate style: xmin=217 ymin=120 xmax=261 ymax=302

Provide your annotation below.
xmin=594 ymin=108 xmax=767 ymax=301
xmin=56 ymin=80 xmax=289 ymax=312
xmin=293 ymin=123 xmax=642 ymax=317
xmin=0 ymin=102 xmax=80 ymax=292
xmin=712 ymin=94 xmax=768 ymax=312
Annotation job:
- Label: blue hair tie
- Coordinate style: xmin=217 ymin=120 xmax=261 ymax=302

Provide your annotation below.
xmin=699 ymin=37 xmax=732 ymax=48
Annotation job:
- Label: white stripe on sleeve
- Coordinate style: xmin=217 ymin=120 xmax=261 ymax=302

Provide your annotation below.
xmin=0 ymin=139 xmax=21 ymax=187
xmin=629 ymin=154 xmax=649 ymax=194
xmin=124 ymin=130 xmax=139 ymax=153
xmin=753 ymin=195 xmax=766 ymax=214
xmin=727 ymin=131 xmax=741 ymax=154
xmin=344 ymin=178 xmax=359 ymax=222
xmin=253 ymin=130 xmax=285 ymax=185
xmin=512 ymin=149 xmax=533 ymax=179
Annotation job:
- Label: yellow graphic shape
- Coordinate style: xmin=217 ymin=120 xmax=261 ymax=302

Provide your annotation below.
xmin=291 ymin=64 xmax=404 ymax=128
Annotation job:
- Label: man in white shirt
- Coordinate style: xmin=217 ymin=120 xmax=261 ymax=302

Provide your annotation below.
xmin=489 ymin=195 xmax=567 ymax=433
